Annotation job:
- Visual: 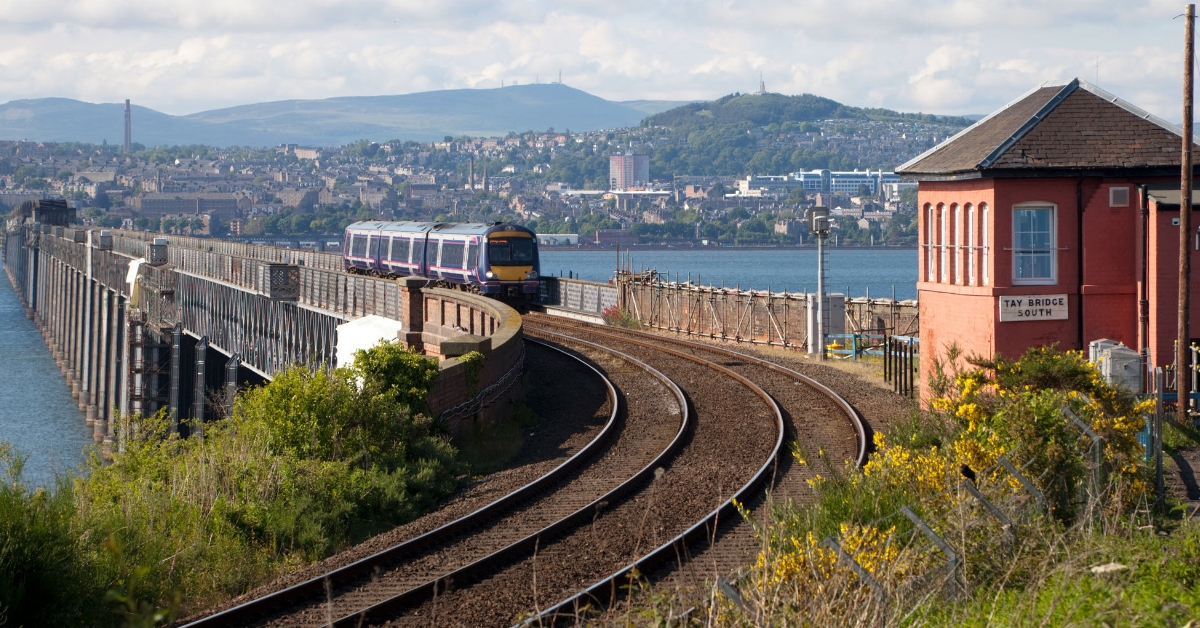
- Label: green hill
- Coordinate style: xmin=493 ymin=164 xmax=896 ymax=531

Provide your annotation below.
xmin=644 ymin=92 xmax=973 ymax=131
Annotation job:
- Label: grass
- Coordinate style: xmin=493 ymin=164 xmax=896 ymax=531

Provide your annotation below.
xmin=621 ymin=347 xmax=1197 ymax=627
xmin=0 ymin=342 xmax=463 ymax=625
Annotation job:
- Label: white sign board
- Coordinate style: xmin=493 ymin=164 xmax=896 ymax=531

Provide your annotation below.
xmin=999 ymin=294 xmax=1069 ymax=322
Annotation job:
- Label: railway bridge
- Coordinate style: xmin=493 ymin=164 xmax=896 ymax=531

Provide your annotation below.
xmin=4 ymin=220 xmax=922 ymax=624
xmin=2 ymin=222 xmax=524 ymax=445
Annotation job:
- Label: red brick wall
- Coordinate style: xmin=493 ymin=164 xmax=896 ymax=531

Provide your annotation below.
xmin=916 ymin=176 xmax=1179 ymax=399
xmin=1147 ymin=197 xmax=1200 ymax=368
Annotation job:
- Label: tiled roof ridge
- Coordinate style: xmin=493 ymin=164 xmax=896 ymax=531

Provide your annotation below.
xmin=976 ymin=80 xmax=1079 ymax=169
xmin=897 ymin=78 xmax=1190 ymax=175
xmin=896 ymin=81 xmax=1055 ymax=173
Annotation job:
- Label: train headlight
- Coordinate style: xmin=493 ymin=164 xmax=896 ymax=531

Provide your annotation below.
xmin=485 ymin=271 xmax=495 ymax=279
xmin=526 ymin=270 xmax=539 ymax=280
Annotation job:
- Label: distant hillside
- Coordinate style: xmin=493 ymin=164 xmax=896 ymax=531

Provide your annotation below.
xmin=0 ymin=98 xmax=272 ymax=147
xmin=0 ymin=85 xmax=687 ymax=147
xmin=644 ymin=92 xmax=974 ymax=131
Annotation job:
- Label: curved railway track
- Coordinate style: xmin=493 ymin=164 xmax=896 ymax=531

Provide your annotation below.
xmin=186 ymin=312 xmax=860 ymax=627
xmin=521 ymin=314 xmax=868 ymax=624
xmin=184 ymin=336 xmax=691 ymax=627
xmin=377 ymin=325 xmax=783 ymax=627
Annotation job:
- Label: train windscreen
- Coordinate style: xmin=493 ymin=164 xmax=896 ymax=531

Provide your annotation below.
xmin=488 ymin=238 xmax=534 ymax=265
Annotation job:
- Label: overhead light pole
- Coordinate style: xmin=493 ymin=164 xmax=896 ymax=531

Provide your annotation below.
xmin=810 ymin=206 xmax=831 ymax=360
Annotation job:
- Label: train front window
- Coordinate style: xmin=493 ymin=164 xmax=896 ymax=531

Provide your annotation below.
xmin=488 ymin=239 xmax=535 ymax=265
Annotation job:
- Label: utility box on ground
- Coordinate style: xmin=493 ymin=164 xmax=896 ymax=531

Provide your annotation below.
xmin=1090 ymin=339 xmax=1142 ymax=393
xmin=806 ymin=292 xmax=845 ymax=353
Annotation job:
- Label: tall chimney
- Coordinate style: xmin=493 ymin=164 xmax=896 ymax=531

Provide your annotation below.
xmin=123 ymin=99 xmax=132 ymax=153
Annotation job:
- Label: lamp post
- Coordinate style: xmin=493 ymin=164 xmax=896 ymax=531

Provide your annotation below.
xmin=810 ymin=207 xmax=831 ymax=360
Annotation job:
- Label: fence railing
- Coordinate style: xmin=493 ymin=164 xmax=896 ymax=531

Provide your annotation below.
xmin=825 ymin=332 xmax=886 ymax=360
xmin=883 ymin=335 xmax=919 ymax=398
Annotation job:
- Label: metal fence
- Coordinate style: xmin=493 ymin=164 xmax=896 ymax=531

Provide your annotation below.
xmin=883 ymin=335 xmax=919 ymax=398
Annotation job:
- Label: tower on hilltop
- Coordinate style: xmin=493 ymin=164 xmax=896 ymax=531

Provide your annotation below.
xmin=757 ymin=73 xmax=766 ymax=95
xmin=123 ymin=99 xmax=132 ymax=153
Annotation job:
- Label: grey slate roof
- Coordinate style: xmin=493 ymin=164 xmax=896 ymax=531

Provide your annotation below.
xmin=896 ymin=79 xmax=1193 ymax=178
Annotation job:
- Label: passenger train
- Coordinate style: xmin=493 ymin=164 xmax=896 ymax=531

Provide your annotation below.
xmin=343 ymin=221 xmax=541 ymax=298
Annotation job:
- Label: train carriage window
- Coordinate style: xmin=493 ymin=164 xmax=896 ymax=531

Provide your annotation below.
xmin=390 ymin=237 xmax=411 ymax=262
xmin=351 ymin=235 xmax=367 ymax=257
xmin=441 ymin=241 xmax=466 ymax=269
xmin=412 ymin=238 xmax=425 ymax=266
xmin=466 ymin=243 xmax=478 ymax=269
xmin=368 ymin=236 xmax=380 ymax=258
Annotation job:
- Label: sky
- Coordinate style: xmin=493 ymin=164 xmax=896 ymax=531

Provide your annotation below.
xmin=0 ymin=0 xmax=1192 ymax=120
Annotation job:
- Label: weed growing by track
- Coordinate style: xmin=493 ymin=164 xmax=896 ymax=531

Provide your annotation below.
xmin=0 ymin=341 xmax=461 ymax=625
xmin=628 ymin=346 xmax=1200 ymax=626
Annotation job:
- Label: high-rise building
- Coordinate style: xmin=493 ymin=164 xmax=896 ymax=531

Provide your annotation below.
xmin=609 ymin=154 xmax=649 ymax=191
xmin=123 ymin=99 xmax=131 ymax=153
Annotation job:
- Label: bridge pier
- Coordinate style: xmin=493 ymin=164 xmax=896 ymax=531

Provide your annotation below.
xmin=192 ymin=336 xmax=208 ymax=437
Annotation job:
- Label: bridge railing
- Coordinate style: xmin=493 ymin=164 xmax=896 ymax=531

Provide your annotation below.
xmin=17 ymin=225 xmax=525 ymax=428
xmin=111 ymin=230 xmax=343 ymax=271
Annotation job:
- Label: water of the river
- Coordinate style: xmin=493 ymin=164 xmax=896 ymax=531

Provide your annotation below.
xmin=0 ymin=270 xmax=94 ymax=488
xmin=540 ymin=247 xmax=919 ymax=300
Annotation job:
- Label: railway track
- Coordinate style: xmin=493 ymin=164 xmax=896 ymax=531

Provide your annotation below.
xmin=186 ymin=312 xmax=859 ymax=627
xmin=184 ymin=336 xmax=691 ymax=627
xmin=521 ymin=314 xmax=868 ymax=624
xmin=374 ymin=326 xmax=783 ymax=626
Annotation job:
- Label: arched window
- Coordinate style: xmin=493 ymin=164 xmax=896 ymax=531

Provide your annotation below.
xmin=939 ymin=203 xmax=948 ymax=282
xmin=966 ymin=203 xmax=976 ymax=285
xmin=950 ymin=203 xmax=960 ymax=283
xmin=925 ymin=203 xmax=934 ymax=281
xmin=981 ymin=203 xmax=990 ymax=285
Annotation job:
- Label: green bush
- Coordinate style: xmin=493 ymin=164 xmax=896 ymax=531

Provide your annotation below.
xmin=0 ymin=445 xmax=103 ymax=627
xmin=1 ymin=340 xmax=461 ymax=621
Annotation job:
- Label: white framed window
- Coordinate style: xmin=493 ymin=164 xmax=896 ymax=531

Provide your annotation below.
xmin=925 ymin=204 xmax=935 ymax=281
xmin=951 ymin=204 xmax=960 ymax=284
xmin=981 ymin=203 xmax=989 ymax=285
xmin=939 ymin=204 xmax=948 ymax=282
xmin=967 ymin=203 xmax=976 ymax=285
xmin=1012 ymin=203 xmax=1057 ymax=285
xmin=1109 ymin=186 xmax=1130 ymax=207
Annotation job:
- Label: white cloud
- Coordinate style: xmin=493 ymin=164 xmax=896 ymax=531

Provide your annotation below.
xmin=0 ymin=0 xmax=1189 ymax=121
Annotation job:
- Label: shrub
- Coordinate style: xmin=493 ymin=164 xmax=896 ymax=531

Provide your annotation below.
xmin=602 ymin=304 xmax=640 ymax=329
xmin=3 ymin=340 xmax=461 ymax=620
xmin=0 ymin=445 xmax=102 ymax=627
xmin=707 ymin=346 xmax=1160 ymax=626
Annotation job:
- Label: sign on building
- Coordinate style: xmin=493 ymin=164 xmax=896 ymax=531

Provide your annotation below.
xmin=998 ymin=294 xmax=1069 ymax=322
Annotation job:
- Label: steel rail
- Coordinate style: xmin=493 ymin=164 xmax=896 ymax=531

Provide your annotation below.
xmin=521 ymin=317 xmax=872 ymax=625
xmin=316 ymin=330 xmax=692 ymax=626
xmin=529 ymin=313 xmax=869 ymax=468
xmin=183 ymin=337 xmax=624 ymax=627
